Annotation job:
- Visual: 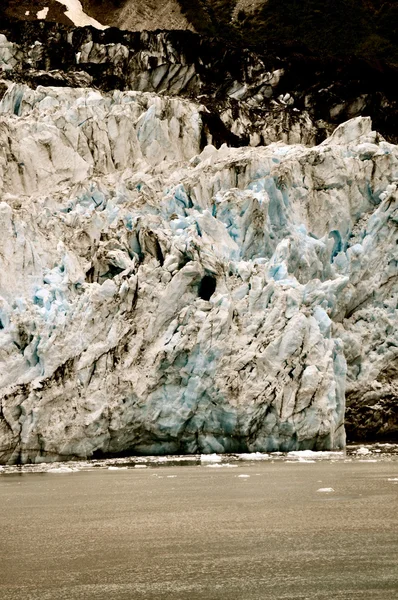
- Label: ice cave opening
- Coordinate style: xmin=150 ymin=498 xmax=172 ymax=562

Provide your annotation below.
xmin=198 ymin=275 xmax=217 ymax=301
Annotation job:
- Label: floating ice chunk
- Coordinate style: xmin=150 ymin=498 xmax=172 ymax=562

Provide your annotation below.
xmin=206 ymin=463 xmax=238 ymax=468
xmin=166 ymin=475 xmax=177 ymax=478
xmin=317 ymin=487 xmax=335 ymax=493
xmin=356 ymin=447 xmax=371 ymax=455
xmin=238 ymin=453 xmax=270 ymax=461
xmin=134 ymin=465 xmax=148 ymax=469
xmin=48 ymin=466 xmax=75 ymax=473
xmin=108 ymin=466 xmax=128 ymax=470
xmin=200 ymin=454 xmax=222 ymax=463
xmin=237 ymin=474 xmax=250 ymax=478
xmin=288 ymin=451 xmax=343 ymax=460
xmin=289 ymin=450 xmax=318 ymax=458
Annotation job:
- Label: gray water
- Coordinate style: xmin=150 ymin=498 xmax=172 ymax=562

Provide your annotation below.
xmin=0 ymin=452 xmax=397 ymax=600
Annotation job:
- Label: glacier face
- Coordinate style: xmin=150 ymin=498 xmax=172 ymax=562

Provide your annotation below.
xmin=0 ymin=82 xmax=397 ymax=464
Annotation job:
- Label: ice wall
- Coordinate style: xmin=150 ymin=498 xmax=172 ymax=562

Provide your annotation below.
xmin=0 ymin=84 xmax=397 ymax=463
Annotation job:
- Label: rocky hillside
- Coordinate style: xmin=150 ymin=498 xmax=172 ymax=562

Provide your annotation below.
xmin=179 ymin=0 xmax=398 ymax=64
xmin=1 ymin=1 xmax=192 ymax=30
xmin=84 ymin=0 xmax=193 ymax=31
xmin=3 ymin=1 xmax=397 ymax=65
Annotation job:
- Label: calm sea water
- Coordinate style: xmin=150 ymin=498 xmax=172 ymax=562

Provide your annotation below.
xmin=0 ymin=448 xmax=397 ymax=600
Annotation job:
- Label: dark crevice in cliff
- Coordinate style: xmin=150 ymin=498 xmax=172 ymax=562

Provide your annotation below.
xmin=200 ymin=109 xmax=247 ymax=149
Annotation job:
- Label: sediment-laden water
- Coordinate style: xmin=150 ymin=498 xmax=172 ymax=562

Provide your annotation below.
xmin=1 ymin=446 xmax=397 ymax=600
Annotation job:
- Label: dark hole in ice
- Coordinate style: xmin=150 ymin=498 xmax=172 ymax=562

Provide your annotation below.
xmin=0 ymin=319 xmax=3 ymax=330
xmin=102 ymin=264 xmax=125 ymax=281
xmin=154 ymin=238 xmax=164 ymax=266
xmin=85 ymin=266 xmax=95 ymax=283
xmin=198 ymin=275 xmax=216 ymax=301
xmin=0 ymin=82 xmax=8 ymax=103
xmin=17 ymin=327 xmax=33 ymax=352
xmin=91 ymin=449 xmax=106 ymax=460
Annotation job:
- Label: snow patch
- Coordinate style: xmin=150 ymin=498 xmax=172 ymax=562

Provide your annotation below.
xmin=55 ymin=0 xmax=108 ymax=30
xmin=37 ymin=8 xmax=49 ymax=19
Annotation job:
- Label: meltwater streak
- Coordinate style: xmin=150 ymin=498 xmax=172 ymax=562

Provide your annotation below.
xmin=0 ymin=456 xmax=397 ymax=600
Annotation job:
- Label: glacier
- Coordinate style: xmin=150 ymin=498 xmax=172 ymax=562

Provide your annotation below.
xmin=0 ymin=81 xmax=397 ymax=464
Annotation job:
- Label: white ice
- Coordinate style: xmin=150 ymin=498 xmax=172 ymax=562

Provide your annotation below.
xmin=200 ymin=455 xmax=222 ymax=463
xmin=0 ymin=82 xmax=397 ymax=464
xmin=37 ymin=8 xmax=49 ymax=19
xmin=55 ymin=0 xmax=108 ymax=30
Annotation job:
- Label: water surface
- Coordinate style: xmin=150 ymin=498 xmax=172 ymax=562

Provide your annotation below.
xmin=1 ymin=450 xmax=397 ymax=600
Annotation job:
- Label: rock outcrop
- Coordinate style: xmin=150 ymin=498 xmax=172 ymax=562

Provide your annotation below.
xmin=0 ymin=78 xmax=397 ymax=463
